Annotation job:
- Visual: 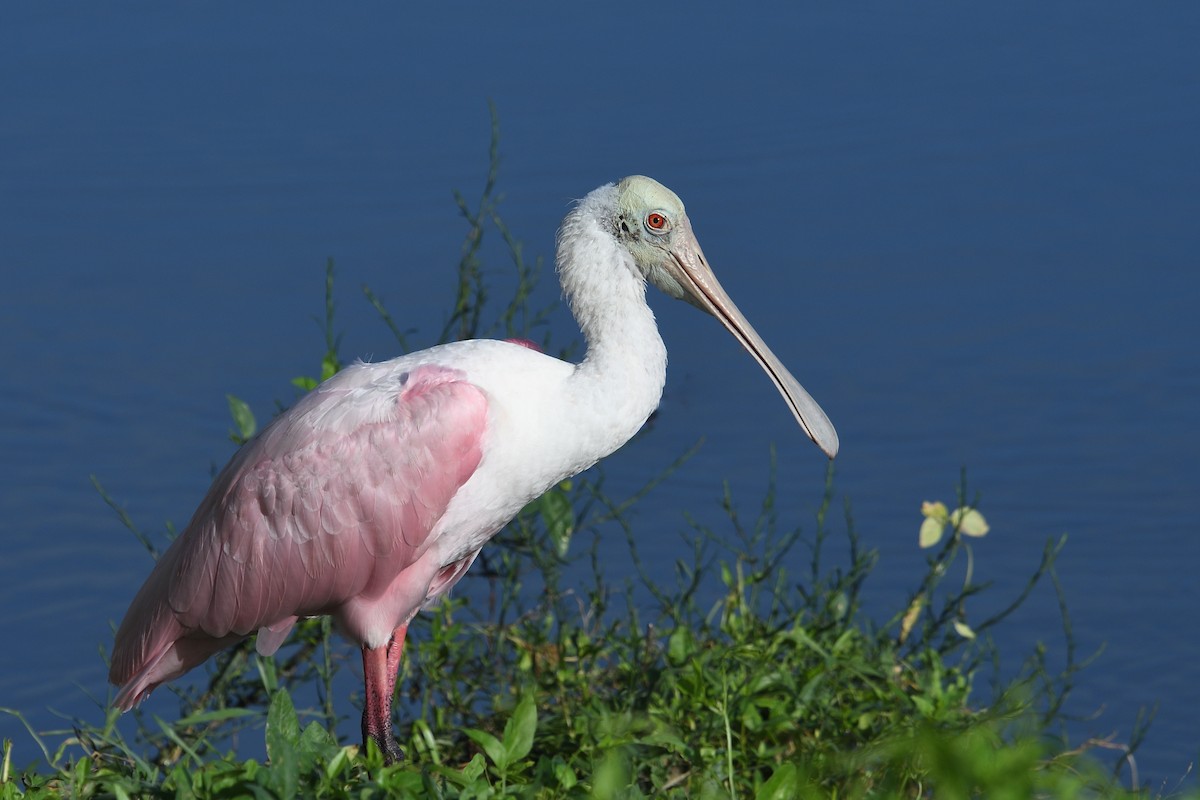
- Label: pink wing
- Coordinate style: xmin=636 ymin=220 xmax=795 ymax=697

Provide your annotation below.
xmin=109 ymin=363 xmax=488 ymax=708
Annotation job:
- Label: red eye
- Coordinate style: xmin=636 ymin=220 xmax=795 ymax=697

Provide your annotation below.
xmin=646 ymin=212 xmax=668 ymax=231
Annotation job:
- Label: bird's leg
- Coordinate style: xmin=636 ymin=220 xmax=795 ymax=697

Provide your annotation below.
xmin=360 ymin=625 xmax=408 ymax=765
xmin=385 ymin=624 xmax=408 ymax=700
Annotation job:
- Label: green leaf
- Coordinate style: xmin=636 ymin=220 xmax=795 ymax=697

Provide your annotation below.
xmin=255 ymin=653 xmax=279 ymax=693
xmin=919 ymin=516 xmax=945 ymax=548
xmin=551 ymin=756 xmax=578 ymax=789
xmin=460 ymin=752 xmax=487 ymax=783
xmin=324 ymin=747 xmax=353 ymax=780
xmin=757 ymin=762 xmax=801 ymax=800
xmin=265 ymin=690 xmax=299 ymax=764
xmin=538 ymin=485 xmax=575 ymax=557
xmin=501 ymin=693 xmax=537 ymax=764
xmin=953 ymin=620 xmax=977 ymax=639
xmin=226 ymin=394 xmax=257 ymax=443
xmin=667 ymin=625 xmax=696 ymax=666
xmin=463 ymin=728 xmax=507 ymax=770
xmin=591 ymin=749 xmax=630 ymax=800
xmin=265 ymin=690 xmax=300 ymax=798
xmin=296 ymin=721 xmax=338 ymax=771
xmin=291 ymin=375 xmax=318 ymax=392
xmin=951 ymin=507 xmax=990 ymax=537
xmin=174 ymin=707 xmax=258 ymax=726
xmin=320 ymin=353 xmax=339 ymax=381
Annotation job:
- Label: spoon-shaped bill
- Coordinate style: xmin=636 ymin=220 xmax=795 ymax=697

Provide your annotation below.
xmin=665 ymin=223 xmax=839 ymax=458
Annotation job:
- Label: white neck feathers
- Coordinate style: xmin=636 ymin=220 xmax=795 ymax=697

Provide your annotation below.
xmin=554 ymin=186 xmax=668 ymax=457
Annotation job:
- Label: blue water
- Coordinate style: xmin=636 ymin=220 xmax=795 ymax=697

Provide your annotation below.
xmin=2 ymin=2 xmax=1197 ymax=788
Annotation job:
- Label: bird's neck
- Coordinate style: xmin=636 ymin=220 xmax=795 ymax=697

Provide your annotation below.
xmin=556 ymin=194 xmax=668 ymax=451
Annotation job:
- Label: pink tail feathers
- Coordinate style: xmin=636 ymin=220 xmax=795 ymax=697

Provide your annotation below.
xmin=111 ymin=622 xmax=240 ymax=711
xmin=109 ymin=579 xmax=234 ymax=711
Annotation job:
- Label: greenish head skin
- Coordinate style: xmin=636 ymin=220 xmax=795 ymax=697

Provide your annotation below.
xmin=612 ymin=175 xmax=706 ymax=310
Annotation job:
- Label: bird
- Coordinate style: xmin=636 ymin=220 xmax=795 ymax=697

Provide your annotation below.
xmin=108 ymin=175 xmax=839 ymax=763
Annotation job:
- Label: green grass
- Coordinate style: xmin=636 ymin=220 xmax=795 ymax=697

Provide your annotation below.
xmin=3 ymin=116 xmax=1193 ymax=798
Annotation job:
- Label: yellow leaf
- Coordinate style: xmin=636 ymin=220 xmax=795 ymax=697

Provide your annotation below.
xmin=899 ymin=594 xmax=924 ymax=644
xmin=953 ymin=621 xmax=976 ymax=639
xmin=951 ymin=508 xmax=990 ymax=537
xmin=920 ymin=501 xmax=949 ymax=522
xmin=919 ymin=517 xmax=945 ymax=549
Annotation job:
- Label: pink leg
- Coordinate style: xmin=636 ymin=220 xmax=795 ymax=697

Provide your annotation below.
xmin=360 ymin=624 xmax=409 ymax=764
xmin=385 ymin=624 xmax=408 ymax=699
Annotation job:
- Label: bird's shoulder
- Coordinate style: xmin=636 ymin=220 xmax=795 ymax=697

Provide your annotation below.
xmin=253 ymin=357 xmax=486 ymax=456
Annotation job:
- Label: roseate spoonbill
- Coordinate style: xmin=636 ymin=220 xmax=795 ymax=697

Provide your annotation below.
xmin=109 ymin=175 xmax=838 ymax=762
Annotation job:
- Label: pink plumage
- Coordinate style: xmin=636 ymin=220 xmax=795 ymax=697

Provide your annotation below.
xmin=503 ymin=337 xmax=541 ymax=352
xmin=110 ymin=364 xmax=487 ymax=710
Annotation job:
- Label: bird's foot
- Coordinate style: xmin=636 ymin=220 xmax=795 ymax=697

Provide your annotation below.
xmin=361 ymin=716 xmax=405 ymax=765
xmin=371 ymin=732 xmax=405 ymax=765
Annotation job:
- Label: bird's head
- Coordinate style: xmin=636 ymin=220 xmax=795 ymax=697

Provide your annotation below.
xmin=613 ymin=175 xmax=707 ymax=310
xmin=609 ymin=175 xmax=840 ymax=459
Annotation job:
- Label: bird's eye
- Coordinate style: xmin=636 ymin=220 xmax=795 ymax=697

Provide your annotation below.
xmin=644 ymin=212 xmax=670 ymax=234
